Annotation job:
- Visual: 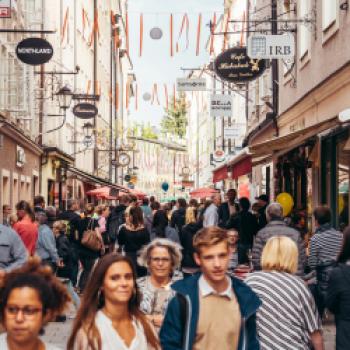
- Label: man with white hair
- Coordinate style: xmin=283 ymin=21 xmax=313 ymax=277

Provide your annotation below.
xmin=252 ymin=202 xmax=306 ymax=276
xmin=203 ymin=193 xmax=221 ymax=227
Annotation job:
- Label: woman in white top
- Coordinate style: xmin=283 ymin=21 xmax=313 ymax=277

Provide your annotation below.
xmin=0 ymin=257 xmax=70 ymax=350
xmin=67 ymin=253 xmax=159 ymax=350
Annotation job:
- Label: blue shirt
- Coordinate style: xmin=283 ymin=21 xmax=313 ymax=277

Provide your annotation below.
xmin=36 ymin=224 xmax=59 ymax=262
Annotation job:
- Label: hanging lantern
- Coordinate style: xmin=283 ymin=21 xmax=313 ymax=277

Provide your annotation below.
xmin=150 ymin=27 xmax=163 ymax=40
xmin=143 ymin=92 xmax=151 ymax=101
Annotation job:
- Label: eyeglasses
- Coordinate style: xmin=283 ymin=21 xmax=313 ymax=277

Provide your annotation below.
xmin=150 ymin=257 xmax=171 ymax=264
xmin=5 ymin=306 xmax=43 ymax=318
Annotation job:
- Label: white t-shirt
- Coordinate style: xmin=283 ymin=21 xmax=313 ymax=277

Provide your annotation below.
xmin=74 ymin=310 xmax=154 ymax=350
xmin=0 ymin=333 xmax=62 ymax=350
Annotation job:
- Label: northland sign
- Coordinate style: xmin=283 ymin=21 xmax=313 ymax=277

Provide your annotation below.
xmin=210 ymin=94 xmax=232 ymax=118
xmin=16 ymin=38 xmax=53 ymax=65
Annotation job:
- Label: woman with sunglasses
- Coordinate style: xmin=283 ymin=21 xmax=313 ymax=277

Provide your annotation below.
xmin=67 ymin=253 xmax=159 ymax=350
xmin=0 ymin=257 xmax=70 ymax=350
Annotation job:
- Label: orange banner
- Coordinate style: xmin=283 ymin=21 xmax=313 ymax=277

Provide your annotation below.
xmin=176 ymin=13 xmax=189 ymax=52
xmin=61 ymin=7 xmax=69 ymax=44
xmin=126 ymin=12 xmax=129 ymax=55
xmin=210 ymin=12 xmax=217 ymax=55
xmin=223 ymin=9 xmax=231 ymax=51
xmin=240 ymin=11 xmax=246 ymax=47
xmin=196 ymin=13 xmax=202 ymax=56
xmin=170 ymin=14 xmax=174 ymax=57
xmin=164 ymin=84 xmax=169 ymax=111
xmin=151 ymin=83 xmax=160 ymax=105
xmin=139 ymin=13 xmax=143 ymax=57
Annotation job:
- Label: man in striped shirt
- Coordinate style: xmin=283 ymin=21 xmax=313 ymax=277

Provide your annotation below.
xmin=308 ymin=206 xmax=343 ymax=317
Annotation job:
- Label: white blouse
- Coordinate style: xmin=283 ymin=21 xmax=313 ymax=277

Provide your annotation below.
xmin=74 ymin=310 xmax=154 ymax=350
xmin=0 ymin=333 xmax=62 ymax=350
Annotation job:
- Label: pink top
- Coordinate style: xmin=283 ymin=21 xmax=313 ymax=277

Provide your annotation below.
xmin=98 ymin=216 xmax=106 ymax=233
xmin=13 ymin=217 xmax=38 ymax=255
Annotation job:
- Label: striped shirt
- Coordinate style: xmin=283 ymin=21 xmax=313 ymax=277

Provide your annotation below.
xmin=245 ymin=271 xmax=321 ymax=350
xmin=308 ymin=224 xmax=343 ymax=269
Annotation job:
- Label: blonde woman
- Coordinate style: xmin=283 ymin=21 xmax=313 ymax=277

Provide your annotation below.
xmin=245 ymin=236 xmax=324 ymax=350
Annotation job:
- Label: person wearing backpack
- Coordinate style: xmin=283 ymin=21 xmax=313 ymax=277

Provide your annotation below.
xmin=106 ymin=194 xmax=130 ymax=252
xmin=58 ymin=199 xmax=81 ymax=286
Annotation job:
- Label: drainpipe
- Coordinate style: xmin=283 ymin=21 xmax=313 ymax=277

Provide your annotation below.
xmin=93 ymin=0 xmax=98 ymax=174
xmin=271 ymin=0 xmax=279 ymax=137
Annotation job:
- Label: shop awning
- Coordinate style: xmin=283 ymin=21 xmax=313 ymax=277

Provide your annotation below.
xmin=249 ymin=117 xmax=340 ymax=156
xmin=213 ymin=165 xmax=228 ymax=183
xmin=190 ymin=187 xmax=219 ymax=199
xmin=226 ymin=148 xmax=252 ymax=180
xmin=86 ymin=186 xmax=119 ymax=200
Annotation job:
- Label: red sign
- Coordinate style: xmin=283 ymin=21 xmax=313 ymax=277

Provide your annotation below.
xmin=0 ymin=0 xmax=11 ymax=18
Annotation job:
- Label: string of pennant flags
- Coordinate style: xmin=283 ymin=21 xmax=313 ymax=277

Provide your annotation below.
xmin=60 ymin=6 xmax=246 ymax=56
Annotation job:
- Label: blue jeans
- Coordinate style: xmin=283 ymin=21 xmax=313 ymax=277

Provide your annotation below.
xmin=63 ymin=279 xmax=80 ymax=309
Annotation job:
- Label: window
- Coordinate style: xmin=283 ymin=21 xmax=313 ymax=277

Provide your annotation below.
xmin=298 ymin=0 xmax=310 ymax=59
xmin=322 ymin=0 xmax=337 ymax=31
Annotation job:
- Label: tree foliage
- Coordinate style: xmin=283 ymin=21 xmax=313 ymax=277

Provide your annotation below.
xmin=161 ymin=95 xmax=188 ymax=139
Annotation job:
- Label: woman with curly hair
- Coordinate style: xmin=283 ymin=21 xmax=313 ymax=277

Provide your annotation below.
xmin=67 ymin=253 xmax=159 ymax=350
xmin=0 ymin=257 xmax=71 ymax=350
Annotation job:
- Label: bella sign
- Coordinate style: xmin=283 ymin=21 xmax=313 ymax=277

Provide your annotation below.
xmin=16 ymin=38 xmax=53 ymax=65
xmin=214 ymin=47 xmax=266 ymax=83
xmin=210 ymin=94 xmax=233 ymax=118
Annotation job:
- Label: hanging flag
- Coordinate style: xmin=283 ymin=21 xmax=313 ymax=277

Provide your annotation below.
xmin=61 ymin=7 xmax=69 ymax=44
xmin=135 ymin=84 xmax=138 ymax=110
xmin=82 ymin=7 xmax=86 ymax=37
xmin=240 ymin=11 xmax=246 ymax=47
xmin=176 ymin=13 xmax=189 ymax=52
xmin=196 ymin=13 xmax=202 ymax=56
xmin=223 ymin=9 xmax=231 ymax=51
xmin=210 ymin=12 xmax=217 ymax=55
xmin=170 ymin=14 xmax=174 ymax=57
xmin=126 ymin=12 xmax=129 ymax=55
xmin=139 ymin=13 xmax=143 ymax=57
xmin=151 ymin=83 xmax=160 ymax=105
xmin=164 ymin=84 xmax=169 ymax=111
xmin=95 ymin=9 xmax=100 ymax=39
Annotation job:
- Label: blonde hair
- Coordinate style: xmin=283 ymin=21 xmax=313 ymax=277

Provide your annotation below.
xmin=185 ymin=207 xmax=197 ymax=224
xmin=137 ymin=238 xmax=182 ymax=270
xmin=193 ymin=226 xmax=229 ymax=255
xmin=53 ymin=220 xmax=66 ymax=232
xmin=261 ymin=236 xmax=298 ymax=274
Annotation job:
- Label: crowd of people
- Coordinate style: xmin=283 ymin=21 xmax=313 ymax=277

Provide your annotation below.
xmin=0 ymin=189 xmax=349 ymax=349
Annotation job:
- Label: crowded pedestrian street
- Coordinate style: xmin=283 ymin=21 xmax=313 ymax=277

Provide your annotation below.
xmin=1 ymin=0 xmax=350 ymax=349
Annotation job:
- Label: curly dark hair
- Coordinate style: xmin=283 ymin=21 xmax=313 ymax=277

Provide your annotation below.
xmin=0 ymin=257 xmax=70 ymax=324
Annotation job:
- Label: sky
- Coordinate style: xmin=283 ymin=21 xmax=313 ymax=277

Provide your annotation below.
xmin=128 ymin=0 xmax=224 ymax=127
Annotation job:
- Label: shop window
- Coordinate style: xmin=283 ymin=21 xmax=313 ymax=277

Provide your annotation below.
xmin=322 ymin=0 xmax=337 ymax=31
xmin=298 ymin=0 xmax=310 ymax=61
xmin=337 ymin=137 xmax=349 ymax=230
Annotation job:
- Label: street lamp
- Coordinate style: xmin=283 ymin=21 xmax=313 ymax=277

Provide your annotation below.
xmin=56 ymin=85 xmax=73 ymax=110
xmin=83 ymin=122 xmax=94 ymax=137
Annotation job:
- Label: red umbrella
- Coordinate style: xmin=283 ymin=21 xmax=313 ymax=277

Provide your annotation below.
xmin=86 ymin=186 xmax=118 ymax=199
xmin=190 ymin=187 xmax=219 ymax=199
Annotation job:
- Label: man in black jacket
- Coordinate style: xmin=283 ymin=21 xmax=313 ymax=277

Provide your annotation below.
xmin=255 ymin=194 xmax=269 ymax=230
xmin=218 ymin=189 xmax=239 ymax=228
xmin=107 ymin=194 xmax=130 ymax=251
xmin=58 ymin=199 xmax=81 ymax=286
xmin=170 ymin=198 xmax=187 ymax=243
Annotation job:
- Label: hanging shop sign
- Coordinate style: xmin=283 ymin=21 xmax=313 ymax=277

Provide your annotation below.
xmin=0 ymin=0 xmax=11 ymax=18
xmin=247 ymin=34 xmax=295 ymax=59
xmin=212 ymin=149 xmax=226 ymax=163
xmin=210 ymin=94 xmax=233 ymax=118
xmin=224 ymin=124 xmax=246 ymax=138
xmin=177 ymin=78 xmax=206 ymax=91
xmin=214 ymin=47 xmax=266 ymax=83
xmin=16 ymin=37 xmax=53 ymax=65
xmin=73 ymin=103 xmax=98 ymax=119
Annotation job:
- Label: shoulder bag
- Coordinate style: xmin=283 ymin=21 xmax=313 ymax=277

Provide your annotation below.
xmin=81 ymin=218 xmax=103 ymax=252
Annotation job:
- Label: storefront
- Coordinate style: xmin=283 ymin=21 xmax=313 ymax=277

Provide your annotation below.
xmin=0 ymin=116 xmax=42 ymax=220
xmin=320 ymin=125 xmax=350 ymax=229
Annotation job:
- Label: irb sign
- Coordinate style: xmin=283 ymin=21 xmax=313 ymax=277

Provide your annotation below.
xmin=248 ymin=34 xmax=295 ymax=59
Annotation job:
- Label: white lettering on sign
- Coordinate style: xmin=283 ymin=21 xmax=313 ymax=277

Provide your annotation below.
xmin=210 ymin=94 xmax=233 ymax=118
xmin=176 ymin=78 xmax=206 ymax=91
xmin=17 ymin=48 xmax=53 ymax=54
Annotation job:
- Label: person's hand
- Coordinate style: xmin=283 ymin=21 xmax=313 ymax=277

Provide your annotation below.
xmin=151 ymin=314 xmax=164 ymax=328
xmin=57 ymin=259 xmax=64 ymax=268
